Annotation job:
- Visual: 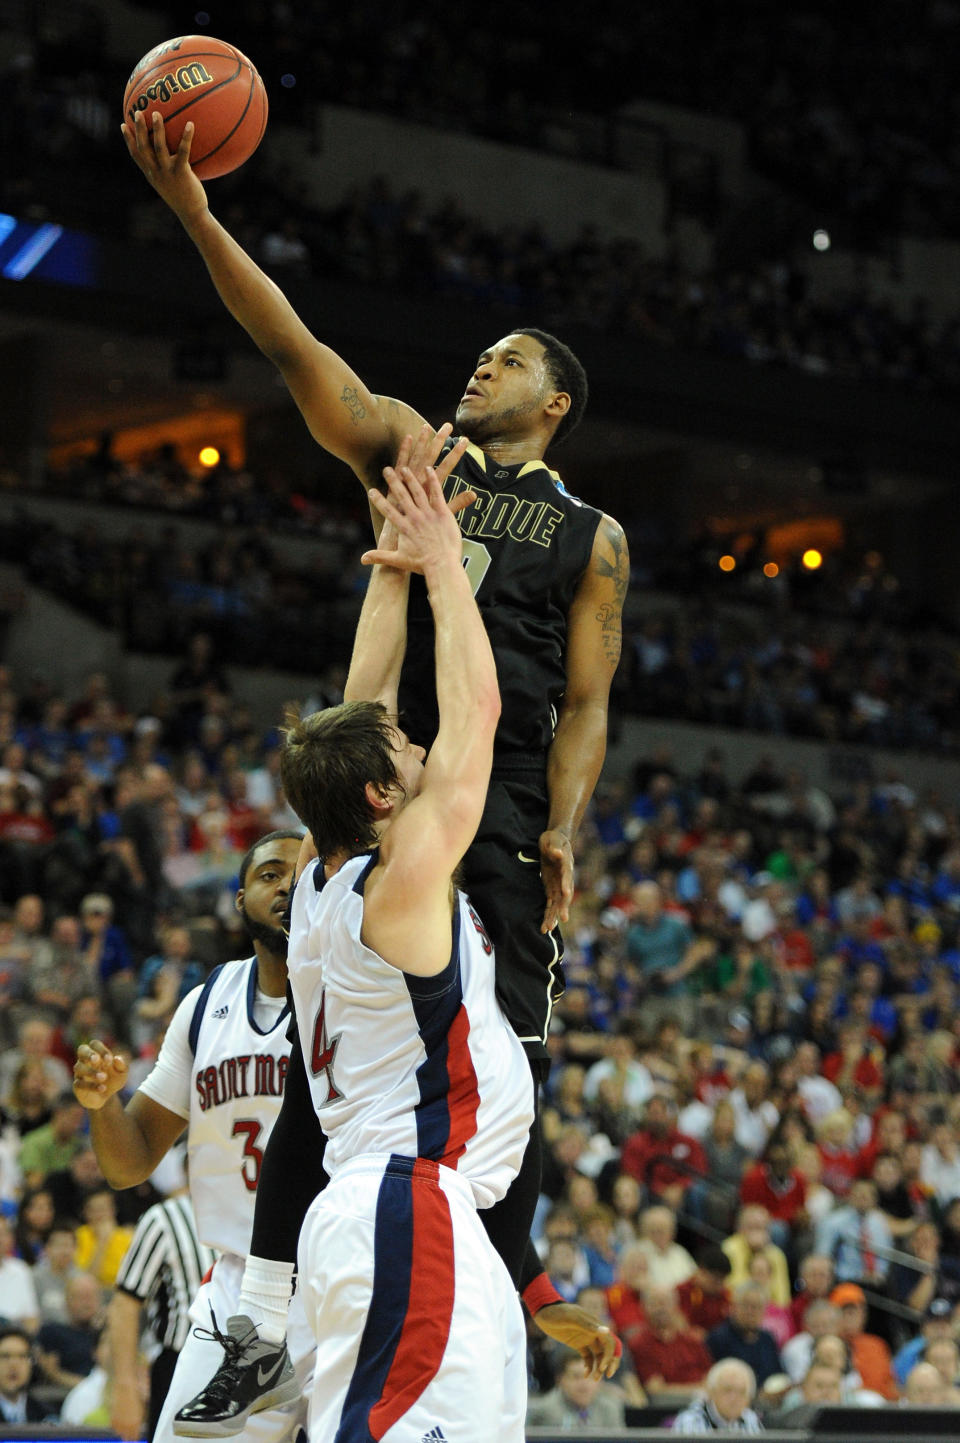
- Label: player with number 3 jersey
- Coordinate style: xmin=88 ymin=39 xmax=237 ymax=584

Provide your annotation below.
xmin=72 ymin=830 xmax=312 ymax=1443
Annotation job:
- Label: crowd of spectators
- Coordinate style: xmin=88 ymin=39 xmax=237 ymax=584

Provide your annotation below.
xmin=0 ymin=475 xmax=367 ymax=674
xmin=525 ymin=727 xmax=960 ymax=1422
xmin=16 ymin=1 xmax=960 ymax=244
xmin=156 ymin=179 xmax=960 ymax=396
xmin=621 ymin=601 xmax=960 ymax=753
xmin=3 ymin=648 xmax=960 ymax=1424
xmin=4 ymin=465 xmax=960 ymax=755
xmin=7 ymin=12 xmax=960 ymax=400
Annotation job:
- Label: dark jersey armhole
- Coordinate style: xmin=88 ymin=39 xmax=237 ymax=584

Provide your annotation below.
xmin=188 ymin=964 xmax=225 ymax=1057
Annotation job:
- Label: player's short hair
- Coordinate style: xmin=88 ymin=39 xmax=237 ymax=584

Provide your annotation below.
xmin=238 ymin=829 xmax=305 ymax=889
xmin=513 ymin=327 xmax=588 ymax=447
xmin=280 ymin=703 xmax=402 ymax=860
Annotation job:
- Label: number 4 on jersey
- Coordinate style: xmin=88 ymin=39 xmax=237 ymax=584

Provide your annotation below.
xmin=310 ymin=991 xmax=342 ymax=1105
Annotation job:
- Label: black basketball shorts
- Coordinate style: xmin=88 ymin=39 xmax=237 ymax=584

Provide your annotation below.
xmin=461 ymin=759 xmax=566 ymax=1062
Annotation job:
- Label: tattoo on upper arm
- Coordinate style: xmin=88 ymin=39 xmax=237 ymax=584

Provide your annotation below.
xmin=341 ymin=385 xmax=367 ymax=425
xmin=593 ymin=518 xmax=629 ymax=668
xmin=596 ymin=602 xmax=622 ymax=666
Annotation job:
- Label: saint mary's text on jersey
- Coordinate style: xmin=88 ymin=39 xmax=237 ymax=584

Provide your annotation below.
xmin=195 ymin=1052 xmax=290 ymax=1110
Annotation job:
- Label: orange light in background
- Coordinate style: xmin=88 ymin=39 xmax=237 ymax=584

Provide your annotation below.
xmin=802 ymin=548 xmax=823 ymax=571
xmin=763 ymin=562 xmax=779 ymax=578
xmin=765 ymin=516 xmax=843 ymax=565
xmin=199 ymin=446 xmax=220 ymax=468
xmin=718 ymin=554 xmax=736 ymax=572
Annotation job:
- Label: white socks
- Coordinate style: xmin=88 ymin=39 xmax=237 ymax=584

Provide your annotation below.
xmin=238 ymin=1256 xmax=295 ymax=1344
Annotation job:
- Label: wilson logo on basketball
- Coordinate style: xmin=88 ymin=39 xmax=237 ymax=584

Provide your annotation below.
xmin=126 ymin=62 xmax=214 ymax=122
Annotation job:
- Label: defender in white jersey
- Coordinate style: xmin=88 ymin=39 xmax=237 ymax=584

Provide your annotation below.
xmin=72 ymin=831 xmax=311 ymax=1443
xmin=174 ymin=450 xmax=532 ymax=1441
xmin=292 ymin=852 xmax=534 ymax=1443
xmin=290 ymin=856 xmax=531 ymax=1207
xmin=279 ymin=458 xmax=534 ymax=1443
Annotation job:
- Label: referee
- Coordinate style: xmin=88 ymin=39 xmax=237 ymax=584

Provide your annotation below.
xmin=109 ymin=1184 xmax=213 ymax=1441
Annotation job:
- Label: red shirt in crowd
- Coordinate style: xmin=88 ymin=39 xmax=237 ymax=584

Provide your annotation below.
xmin=676 ymin=1277 xmax=730 ymax=1332
xmin=619 ymin=1128 xmax=708 ymax=1193
xmin=628 ymin=1324 xmax=713 ymax=1386
xmin=821 ymin=1048 xmax=884 ymax=1093
xmin=740 ymin=1162 xmax=808 ymax=1222
xmin=226 ymin=804 xmax=266 ymax=851
xmin=694 ymin=1064 xmax=733 ymax=1104
xmin=0 ymin=811 xmax=54 ymax=844
xmin=605 ymin=1282 xmax=646 ymax=1349
xmin=816 ymin=1142 xmax=860 ymax=1198
xmin=789 ymin=1291 xmax=820 ymax=1333
xmin=780 ymin=928 xmax=815 ymax=972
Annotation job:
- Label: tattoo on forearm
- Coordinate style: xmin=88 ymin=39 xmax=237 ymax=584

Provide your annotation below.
xmin=341 ymin=386 xmax=367 ymax=425
xmin=594 ymin=519 xmax=628 ymax=666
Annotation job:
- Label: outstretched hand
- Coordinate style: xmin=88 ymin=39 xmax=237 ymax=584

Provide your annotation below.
xmin=363 ymin=423 xmax=473 ymax=569
xmin=533 ymin=1301 xmax=622 ymax=1379
xmin=539 ymin=826 xmax=574 ymax=933
xmin=121 ymin=110 xmax=208 ymax=222
xmin=73 ymin=1040 xmax=129 ymax=1111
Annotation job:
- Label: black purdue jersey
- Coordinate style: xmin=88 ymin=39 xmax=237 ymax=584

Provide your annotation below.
xmin=397 ymin=440 xmax=602 ymax=754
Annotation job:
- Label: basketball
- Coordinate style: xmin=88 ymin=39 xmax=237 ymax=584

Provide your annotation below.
xmin=122 ymin=35 xmax=268 ymax=180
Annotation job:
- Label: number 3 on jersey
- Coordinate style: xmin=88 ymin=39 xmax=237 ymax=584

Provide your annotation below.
xmin=231 ymin=1119 xmax=263 ymax=1192
xmin=461 ymin=539 xmax=491 ymax=596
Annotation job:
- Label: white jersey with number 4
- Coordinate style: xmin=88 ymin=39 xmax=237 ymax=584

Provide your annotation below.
xmin=138 ymin=957 xmax=291 ymax=1257
xmin=288 ymin=853 xmax=534 ymax=1210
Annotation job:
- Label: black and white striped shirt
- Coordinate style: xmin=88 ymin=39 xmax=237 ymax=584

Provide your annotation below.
xmin=115 ymin=1195 xmax=213 ymax=1352
xmin=672 ymin=1399 xmax=763 ymax=1434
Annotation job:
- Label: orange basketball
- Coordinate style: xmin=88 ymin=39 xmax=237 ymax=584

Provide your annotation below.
xmin=122 ymin=35 xmax=268 ymax=180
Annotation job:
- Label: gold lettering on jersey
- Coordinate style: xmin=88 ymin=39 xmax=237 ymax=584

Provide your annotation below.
xmin=476 ymin=495 xmax=514 ymax=538
xmin=506 ymin=498 xmax=546 ymax=542
xmin=528 ymin=505 xmax=563 ymax=547
xmin=447 ymin=474 xmax=564 ymax=549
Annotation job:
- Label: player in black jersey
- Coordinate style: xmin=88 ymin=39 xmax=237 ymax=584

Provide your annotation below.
xmin=125 ymin=114 xmax=627 ymax=1425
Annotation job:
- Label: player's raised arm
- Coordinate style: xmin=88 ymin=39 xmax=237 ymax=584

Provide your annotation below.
xmin=122 ymin=111 xmax=423 ymax=478
xmin=359 ymin=463 xmax=499 ymax=969
xmin=344 ymin=425 xmax=470 ymax=710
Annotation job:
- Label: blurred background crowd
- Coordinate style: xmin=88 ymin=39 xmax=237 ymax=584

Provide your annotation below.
xmin=2 ymin=459 xmax=959 ymax=756
xmin=3 ymin=649 xmax=960 ymax=1424
xmin=6 ymin=5 xmax=960 ymax=393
